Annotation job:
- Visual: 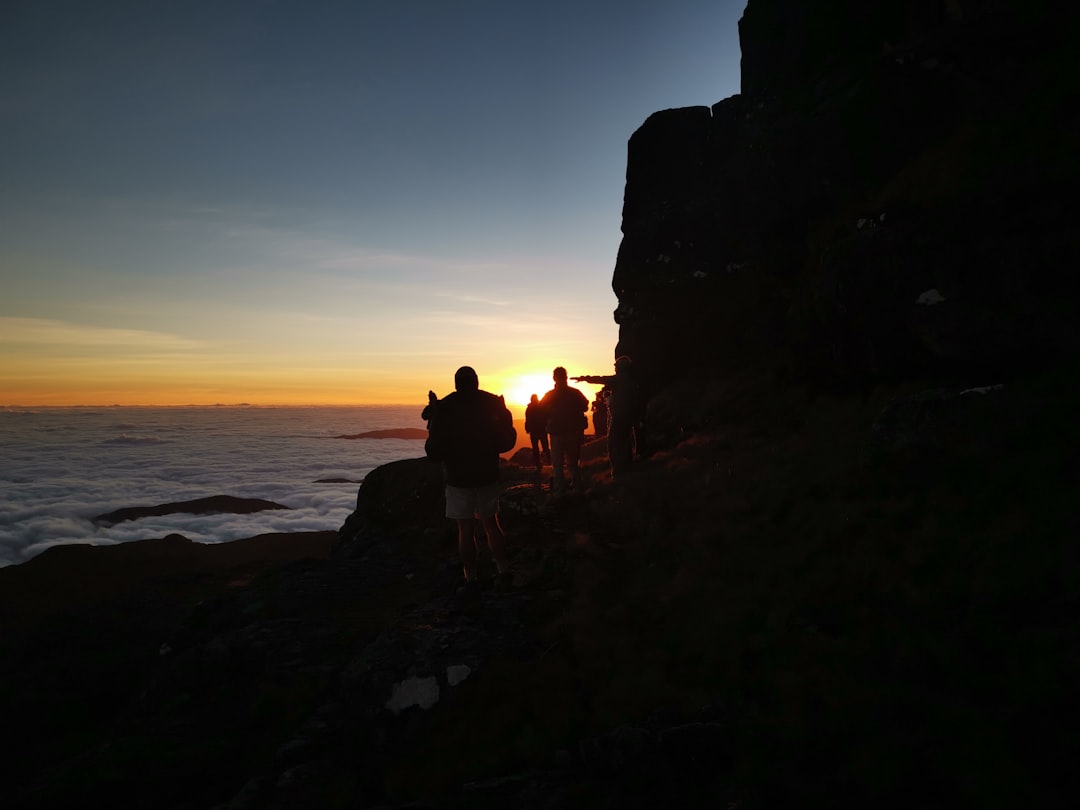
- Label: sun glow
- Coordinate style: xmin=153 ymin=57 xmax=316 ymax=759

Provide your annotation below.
xmin=496 ymin=370 xmax=603 ymax=412
xmin=501 ymin=372 xmax=556 ymax=408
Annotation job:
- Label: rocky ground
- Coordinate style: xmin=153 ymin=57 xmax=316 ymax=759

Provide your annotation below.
xmin=2 ymin=369 xmax=1076 ymax=809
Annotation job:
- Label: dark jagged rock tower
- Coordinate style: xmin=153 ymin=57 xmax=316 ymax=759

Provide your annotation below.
xmin=613 ymin=0 xmax=1079 ymax=403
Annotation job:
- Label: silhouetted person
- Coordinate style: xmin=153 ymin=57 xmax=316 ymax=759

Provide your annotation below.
xmin=421 ymin=389 xmax=438 ymax=422
xmin=540 ymin=366 xmax=589 ymax=497
xmin=524 ymin=393 xmax=550 ymax=472
xmin=573 ymin=355 xmax=643 ymax=477
xmin=591 ymin=389 xmax=609 ymax=437
xmin=424 ymin=366 xmax=514 ymax=592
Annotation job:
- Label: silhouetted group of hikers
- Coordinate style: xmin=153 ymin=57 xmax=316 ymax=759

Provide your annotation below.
xmin=422 ymin=359 xmax=646 ymax=593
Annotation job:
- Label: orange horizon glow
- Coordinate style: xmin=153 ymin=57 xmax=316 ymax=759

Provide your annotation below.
xmin=3 ymin=299 xmax=616 ymax=414
xmin=1 ymin=367 xmax=606 ymax=413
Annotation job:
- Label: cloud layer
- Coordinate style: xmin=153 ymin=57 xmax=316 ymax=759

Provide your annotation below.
xmin=0 ymin=405 xmax=427 ymax=567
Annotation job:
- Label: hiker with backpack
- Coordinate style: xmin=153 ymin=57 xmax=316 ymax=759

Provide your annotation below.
xmin=540 ymin=366 xmax=589 ymax=498
xmin=424 ymin=366 xmax=516 ymax=593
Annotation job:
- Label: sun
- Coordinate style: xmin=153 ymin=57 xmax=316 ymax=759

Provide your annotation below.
xmin=498 ymin=371 xmax=604 ymax=410
xmin=501 ymin=372 xmax=555 ymax=408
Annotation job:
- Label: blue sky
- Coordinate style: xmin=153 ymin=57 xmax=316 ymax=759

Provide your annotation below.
xmin=0 ymin=0 xmax=746 ymax=406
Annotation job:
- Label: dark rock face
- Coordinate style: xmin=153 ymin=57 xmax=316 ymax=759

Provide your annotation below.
xmin=0 ymin=531 xmax=339 ymax=809
xmin=333 ymin=427 xmax=428 ymax=439
xmin=613 ymin=0 xmax=1080 ymax=403
xmin=333 ymin=457 xmax=447 ymax=558
xmin=92 ymin=495 xmax=291 ymax=526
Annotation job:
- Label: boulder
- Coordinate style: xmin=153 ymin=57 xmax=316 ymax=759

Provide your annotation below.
xmin=333 ymin=457 xmax=446 ymax=559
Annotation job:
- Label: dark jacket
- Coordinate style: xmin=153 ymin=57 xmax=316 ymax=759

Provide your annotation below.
xmin=576 ymin=371 xmax=641 ymax=426
xmin=540 ymin=383 xmax=588 ymax=436
xmin=425 ymin=389 xmax=512 ymax=487
xmin=524 ymin=400 xmax=548 ymax=436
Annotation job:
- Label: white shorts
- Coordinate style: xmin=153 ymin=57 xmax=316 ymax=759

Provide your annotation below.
xmin=445 ymin=482 xmax=501 ymax=519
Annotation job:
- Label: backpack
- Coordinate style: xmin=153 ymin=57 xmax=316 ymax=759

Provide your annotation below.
xmin=425 ymin=391 xmax=516 ymax=460
xmin=544 ymin=385 xmax=588 ymax=435
xmin=492 ymin=395 xmax=517 ymax=453
xmin=524 ymin=401 xmax=547 ymax=435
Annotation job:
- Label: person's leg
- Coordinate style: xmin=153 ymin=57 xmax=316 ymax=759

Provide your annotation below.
xmin=530 ymin=434 xmax=541 ymax=469
xmin=457 ymin=517 xmax=479 ymax=581
xmin=483 ymin=512 xmax=512 ymax=591
xmin=608 ymin=420 xmax=632 ymax=476
xmin=634 ymin=421 xmax=648 ymax=458
xmin=446 ymin=485 xmax=480 ymax=582
xmin=480 ymin=515 xmax=509 ymax=573
xmin=567 ymin=434 xmax=583 ymax=489
xmin=549 ymin=434 xmax=567 ymax=495
xmin=474 ymin=481 xmax=510 ymax=580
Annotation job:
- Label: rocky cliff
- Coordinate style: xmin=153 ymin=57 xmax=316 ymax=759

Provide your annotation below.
xmin=615 ymin=0 xmax=1079 ymax=406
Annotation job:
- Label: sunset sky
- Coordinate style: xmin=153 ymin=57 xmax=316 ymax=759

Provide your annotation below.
xmin=1 ymin=0 xmax=745 ymax=408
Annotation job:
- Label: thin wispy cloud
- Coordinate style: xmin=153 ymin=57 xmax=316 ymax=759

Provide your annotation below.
xmin=432 ymin=291 xmax=514 ymax=308
xmin=0 ymin=317 xmax=205 ymax=351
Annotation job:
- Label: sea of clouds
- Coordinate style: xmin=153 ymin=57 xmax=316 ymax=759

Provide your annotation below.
xmin=0 ymin=405 xmax=425 ymax=567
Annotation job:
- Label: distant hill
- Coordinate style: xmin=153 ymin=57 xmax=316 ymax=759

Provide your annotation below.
xmin=334 ymin=427 xmax=428 ymax=440
xmin=92 ymin=495 xmax=290 ymax=526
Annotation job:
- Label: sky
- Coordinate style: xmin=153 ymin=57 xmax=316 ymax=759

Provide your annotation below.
xmin=0 ymin=0 xmax=746 ymax=407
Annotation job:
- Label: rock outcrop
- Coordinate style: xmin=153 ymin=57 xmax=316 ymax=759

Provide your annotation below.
xmin=92 ymin=495 xmax=291 ymax=526
xmin=614 ymin=0 xmax=1080 ymax=406
xmin=333 ymin=427 xmax=429 ymax=440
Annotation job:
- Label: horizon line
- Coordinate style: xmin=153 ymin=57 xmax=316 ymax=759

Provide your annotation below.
xmin=1 ymin=402 xmax=420 ymax=409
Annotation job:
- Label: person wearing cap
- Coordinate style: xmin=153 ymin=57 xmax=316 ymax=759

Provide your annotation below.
xmin=573 ymin=356 xmax=643 ymax=477
xmin=424 ymin=365 xmax=514 ymax=592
